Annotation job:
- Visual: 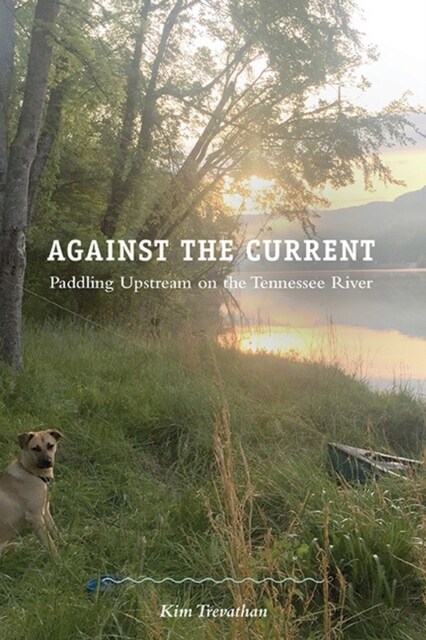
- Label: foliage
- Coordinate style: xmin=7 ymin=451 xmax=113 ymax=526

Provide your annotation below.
xmin=6 ymin=0 xmax=416 ymax=322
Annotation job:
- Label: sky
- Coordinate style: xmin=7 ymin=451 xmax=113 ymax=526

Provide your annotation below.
xmin=353 ymin=0 xmax=425 ymax=110
xmin=324 ymin=0 xmax=426 ymax=207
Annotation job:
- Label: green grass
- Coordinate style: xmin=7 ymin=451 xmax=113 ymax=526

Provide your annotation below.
xmin=0 ymin=322 xmax=425 ymax=639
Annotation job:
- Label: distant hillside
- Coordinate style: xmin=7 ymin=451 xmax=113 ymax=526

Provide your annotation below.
xmin=240 ymin=186 xmax=426 ymax=271
xmin=402 ymin=113 xmax=426 ymax=150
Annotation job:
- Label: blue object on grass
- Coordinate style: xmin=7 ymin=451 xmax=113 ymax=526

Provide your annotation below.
xmin=86 ymin=575 xmax=121 ymax=595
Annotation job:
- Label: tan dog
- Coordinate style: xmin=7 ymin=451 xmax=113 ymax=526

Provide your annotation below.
xmin=0 ymin=430 xmax=63 ymax=555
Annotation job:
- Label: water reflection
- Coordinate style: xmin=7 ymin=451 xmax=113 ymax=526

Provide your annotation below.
xmin=225 ymin=271 xmax=426 ymax=392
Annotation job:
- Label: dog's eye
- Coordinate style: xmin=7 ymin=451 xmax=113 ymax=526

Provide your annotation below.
xmin=32 ymin=446 xmax=42 ymax=452
xmin=47 ymin=443 xmax=54 ymax=450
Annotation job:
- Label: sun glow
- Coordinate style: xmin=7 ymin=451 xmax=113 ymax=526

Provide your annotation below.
xmin=223 ymin=175 xmax=277 ymax=214
xmin=238 ymin=328 xmax=306 ymax=354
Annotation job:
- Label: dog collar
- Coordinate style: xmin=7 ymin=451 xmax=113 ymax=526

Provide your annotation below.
xmin=17 ymin=460 xmax=53 ymax=484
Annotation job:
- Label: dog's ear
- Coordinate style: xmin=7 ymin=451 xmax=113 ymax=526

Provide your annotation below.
xmin=48 ymin=430 xmax=64 ymax=442
xmin=18 ymin=432 xmax=35 ymax=449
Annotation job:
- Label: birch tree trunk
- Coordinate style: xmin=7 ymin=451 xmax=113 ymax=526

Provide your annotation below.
xmin=0 ymin=0 xmax=60 ymax=369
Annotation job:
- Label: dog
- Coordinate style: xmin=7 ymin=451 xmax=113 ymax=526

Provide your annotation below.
xmin=0 ymin=430 xmax=63 ymax=555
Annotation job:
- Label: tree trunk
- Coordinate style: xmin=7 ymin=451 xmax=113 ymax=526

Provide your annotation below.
xmin=28 ymin=74 xmax=69 ymax=223
xmin=0 ymin=0 xmax=60 ymax=369
xmin=0 ymin=0 xmax=15 ymax=215
xmin=0 ymin=228 xmax=25 ymax=366
xmin=101 ymin=0 xmax=184 ymax=238
xmin=100 ymin=0 xmax=151 ymax=238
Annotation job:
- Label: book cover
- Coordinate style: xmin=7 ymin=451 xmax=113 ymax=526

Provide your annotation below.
xmin=0 ymin=1 xmax=425 ymax=639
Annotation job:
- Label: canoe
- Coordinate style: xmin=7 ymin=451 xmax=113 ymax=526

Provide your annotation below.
xmin=327 ymin=442 xmax=423 ymax=483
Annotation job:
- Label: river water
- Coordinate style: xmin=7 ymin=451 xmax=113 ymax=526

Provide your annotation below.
xmin=224 ymin=269 xmax=426 ymax=394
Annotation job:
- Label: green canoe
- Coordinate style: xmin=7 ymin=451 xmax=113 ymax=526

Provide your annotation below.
xmin=327 ymin=442 xmax=423 ymax=483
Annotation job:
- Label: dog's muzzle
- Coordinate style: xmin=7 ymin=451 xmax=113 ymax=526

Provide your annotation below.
xmin=37 ymin=459 xmax=53 ymax=469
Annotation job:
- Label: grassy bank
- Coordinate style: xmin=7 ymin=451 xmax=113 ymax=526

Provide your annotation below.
xmin=0 ymin=323 xmax=425 ymax=639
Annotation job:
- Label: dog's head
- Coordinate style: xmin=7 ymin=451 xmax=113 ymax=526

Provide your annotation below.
xmin=18 ymin=430 xmax=63 ymax=476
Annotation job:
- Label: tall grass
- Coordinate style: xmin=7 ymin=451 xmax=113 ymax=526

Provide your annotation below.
xmin=0 ymin=322 xmax=425 ymax=639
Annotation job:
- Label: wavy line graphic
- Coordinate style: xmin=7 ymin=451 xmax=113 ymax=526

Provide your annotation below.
xmin=98 ymin=576 xmax=324 ymax=586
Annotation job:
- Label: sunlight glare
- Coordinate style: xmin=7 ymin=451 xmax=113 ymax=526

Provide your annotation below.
xmin=223 ymin=175 xmax=276 ymax=214
xmin=238 ymin=328 xmax=305 ymax=354
xmin=226 ymin=323 xmax=426 ymax=383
